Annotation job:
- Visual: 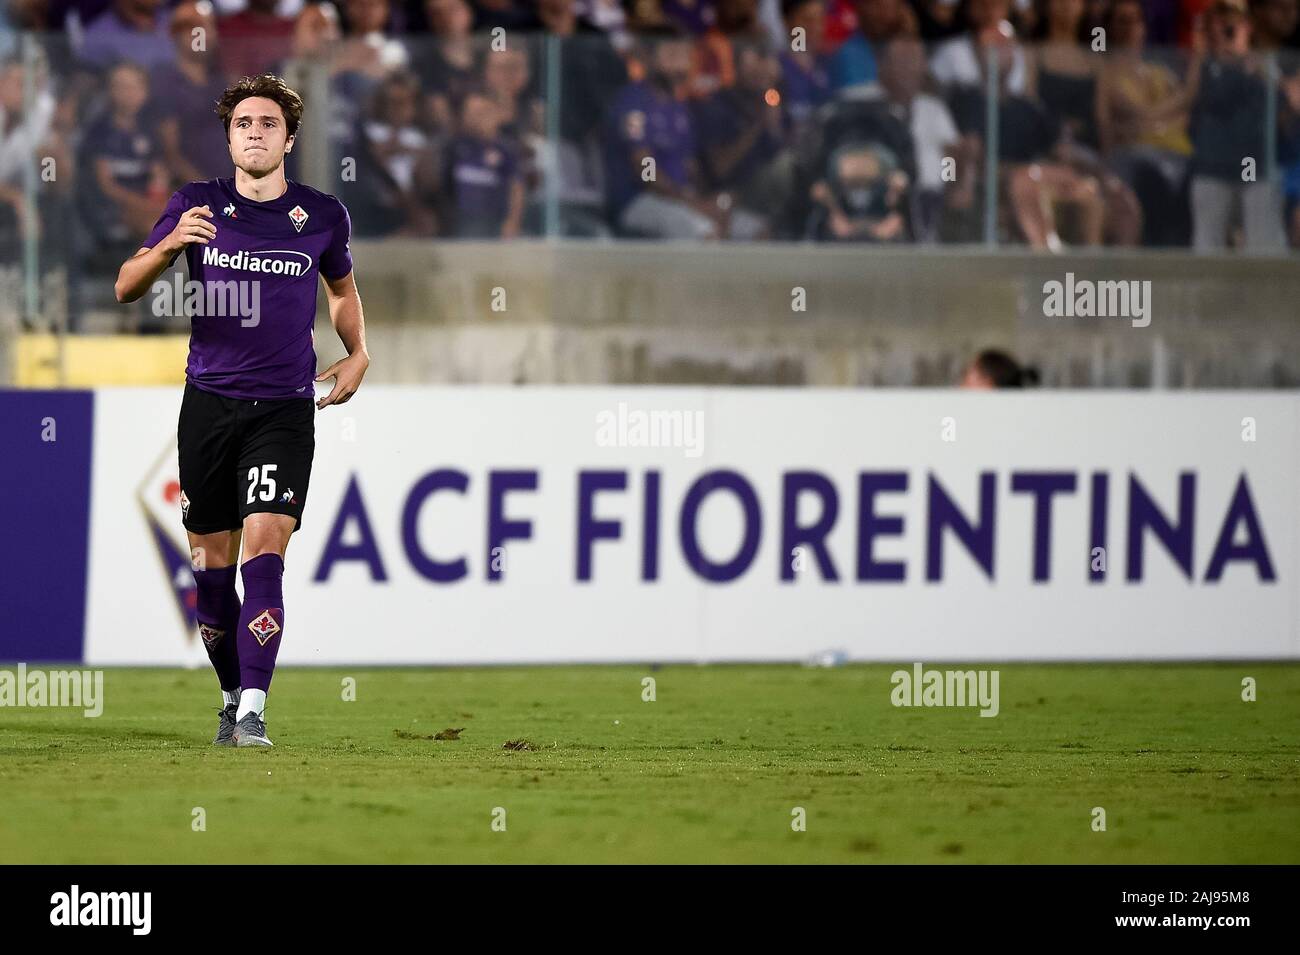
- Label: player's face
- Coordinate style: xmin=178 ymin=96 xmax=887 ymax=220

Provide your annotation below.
xmin=228 ymin=96 xmax=294 ymax=176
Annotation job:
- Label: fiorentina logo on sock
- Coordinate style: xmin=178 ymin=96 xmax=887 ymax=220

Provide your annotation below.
xmin=248 ymin=610 xmax=282 ymax=646
xmin=198 ymin=624 xmax=225 ymax=648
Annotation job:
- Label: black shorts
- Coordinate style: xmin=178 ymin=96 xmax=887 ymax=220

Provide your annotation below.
xmin=177 ymin=382 xmax=315 ymax=534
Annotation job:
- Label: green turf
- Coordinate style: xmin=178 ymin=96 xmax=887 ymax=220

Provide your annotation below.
xmin=1 ymin=664 xmax=1297 ymax=863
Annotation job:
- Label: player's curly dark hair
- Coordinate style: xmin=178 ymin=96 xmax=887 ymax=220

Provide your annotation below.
xmin=215 ymin=74 xmax=305 ymax=140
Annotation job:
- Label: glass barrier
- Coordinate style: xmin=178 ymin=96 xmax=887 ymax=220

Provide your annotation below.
xmin=325 ymin=32 xmax=553 ymax=241
xmin=0 ymin=22 xmax=1295 ymax=351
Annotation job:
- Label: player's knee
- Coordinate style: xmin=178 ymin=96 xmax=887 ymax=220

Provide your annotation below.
xmin=241 ymin=513 xmax=295 ymax=560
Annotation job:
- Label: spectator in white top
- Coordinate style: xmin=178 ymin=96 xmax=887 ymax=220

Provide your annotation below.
xmin=0 ymin=58 xmax=56 ymax=244
xmin=860 ymin=36 xmax=978 ymax=240
xmin=930 ymin=0 xmax=1027 ymax=95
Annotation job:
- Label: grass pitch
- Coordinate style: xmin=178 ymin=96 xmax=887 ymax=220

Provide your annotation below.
xmin=1 ymin=664 xmax=1297 ymax=864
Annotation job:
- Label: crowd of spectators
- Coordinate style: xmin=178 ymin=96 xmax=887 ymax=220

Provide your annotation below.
xmin=2 ymin=0 xmax=1299 ymax=255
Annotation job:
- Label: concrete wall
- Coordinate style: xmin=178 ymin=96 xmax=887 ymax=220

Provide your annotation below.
xmin=4 ymin=243 xmax=1297 ymax=388
xmin=332 ymin=240 xmax=1300 ymax=388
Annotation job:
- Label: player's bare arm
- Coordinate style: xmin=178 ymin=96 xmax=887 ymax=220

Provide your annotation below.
xmin=114 ymin=204 xmax=216 ymax=303
xmin=315 ymin=269 xmax=369 ymax=410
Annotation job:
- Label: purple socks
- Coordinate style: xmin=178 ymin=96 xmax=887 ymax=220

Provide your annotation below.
xmin=237 ymin=554 xmax=286 ymax=693
xmin=196 ymin=554 xmax=287 ymax=698
xmin=193 ymin=564 xmax=242 ymax=691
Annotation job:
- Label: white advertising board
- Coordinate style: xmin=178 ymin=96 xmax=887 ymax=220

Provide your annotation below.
xmin=84 ymin=388 xmax=1299 ymax=665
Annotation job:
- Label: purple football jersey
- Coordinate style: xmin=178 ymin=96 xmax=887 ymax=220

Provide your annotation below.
xmin=145 ymin=178 xmax=353 ymax=401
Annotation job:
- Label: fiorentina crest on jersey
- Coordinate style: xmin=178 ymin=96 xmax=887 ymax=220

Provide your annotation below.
xmin=288 ymin=204 xmax=308 ymax=233
xmin=248 ymin=610 xmax=282 ymax=646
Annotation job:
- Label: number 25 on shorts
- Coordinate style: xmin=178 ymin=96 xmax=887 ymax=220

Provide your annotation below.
xmin=246 ymin=464 xmax=278 ymax=504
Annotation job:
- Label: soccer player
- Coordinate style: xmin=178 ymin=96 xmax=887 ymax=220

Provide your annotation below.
xmin=114 ymin=74 xmax=369 ymax=747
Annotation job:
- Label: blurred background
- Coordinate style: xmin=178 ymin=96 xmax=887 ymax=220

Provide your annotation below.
xmin=2 ymin=0 xmax=1300 ymax=389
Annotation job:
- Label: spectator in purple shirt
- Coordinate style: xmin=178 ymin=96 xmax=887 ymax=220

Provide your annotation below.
xmin=483 ymin=42 xmax=541 ymax=192
xmin=78 ymin=0 xmax=176 ymax=72
xmin=604 ymin=29 xmax=735 ymax=238
xmin=79 ymin=61 xmax=169 ymax=247
xmin=483 ymin=42 xmax=540 ymax=147
xmin=446 ymin=86 xmax=524 ymax=237
xmin=152 ymin=1 xmax=230 ymax=183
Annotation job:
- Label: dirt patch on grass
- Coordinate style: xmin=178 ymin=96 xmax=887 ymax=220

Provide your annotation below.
xmin=394 ymin=728 xmax=464 ymax=741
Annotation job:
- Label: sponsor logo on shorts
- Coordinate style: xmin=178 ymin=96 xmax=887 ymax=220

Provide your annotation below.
xmin=248 ymin=610 xmax=281 ymax=646
xmin=279 ymin=487 xmax=298 ymax=505
xmin=198 ymin=624 xmax=224 ymax=648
